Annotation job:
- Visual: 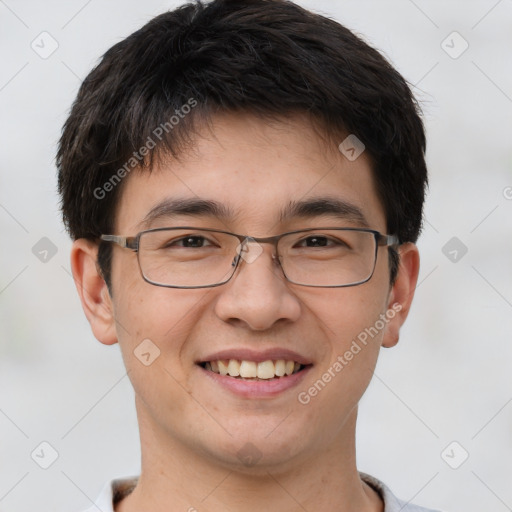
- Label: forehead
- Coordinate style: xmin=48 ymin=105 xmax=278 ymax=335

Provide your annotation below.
xmin=115 ymin=113 xmax=386 ymax=234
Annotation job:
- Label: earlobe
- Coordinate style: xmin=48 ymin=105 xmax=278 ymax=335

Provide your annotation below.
xmin=381 ymin=243 xmax=420 ymax=348
xmin=70 ymin=239 xmax=118 ymax=346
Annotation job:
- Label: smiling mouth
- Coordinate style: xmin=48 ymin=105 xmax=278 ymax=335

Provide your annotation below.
xmin=199 ymin=359 xmax=310 ymax=380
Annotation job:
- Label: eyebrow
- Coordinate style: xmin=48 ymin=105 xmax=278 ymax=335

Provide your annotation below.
xmin=140 ymin=198 xmax=235 ymax=229
xmin=279 ymin=197 xmax=370 ymax=228
xmin=139 ymin=196 xmax=370 ymax=229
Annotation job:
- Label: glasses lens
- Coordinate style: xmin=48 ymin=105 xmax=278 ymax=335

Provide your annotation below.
xmin=138 ymin=229 xmax=238 ymax=287
xmin=278 ymin=229 xmax=377 ymax=287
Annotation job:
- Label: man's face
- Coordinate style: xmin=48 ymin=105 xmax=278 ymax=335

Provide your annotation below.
xmin=87 ymin=113 xmax=414 ymax=471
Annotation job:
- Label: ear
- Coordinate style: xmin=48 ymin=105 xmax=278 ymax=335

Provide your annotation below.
xmin=70 ymin=239 xmax=118 ymax=346
xmin=381 ymin=243 xmax=420 ymax=348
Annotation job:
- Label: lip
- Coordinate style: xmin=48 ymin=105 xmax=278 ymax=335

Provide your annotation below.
xmin=196 ymin=348 xmax=313 ymax=366
xmin=198 ymin=363 xmax=313 ymax=399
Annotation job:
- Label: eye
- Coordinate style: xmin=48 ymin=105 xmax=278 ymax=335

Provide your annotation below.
xmin=296 ymin=235 xmax=348 ymax=248
xmin=301 ymin=236 xmax=329 ymax=247
xmin=165 ymin=235 xmax=215 ymax=248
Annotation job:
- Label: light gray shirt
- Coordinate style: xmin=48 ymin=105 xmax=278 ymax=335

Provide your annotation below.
xmin=81 ymin=473 xmax=441 ymax=511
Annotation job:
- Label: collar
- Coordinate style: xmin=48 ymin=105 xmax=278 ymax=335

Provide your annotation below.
xmin=83 ymin=472 xmax=440 ymax=512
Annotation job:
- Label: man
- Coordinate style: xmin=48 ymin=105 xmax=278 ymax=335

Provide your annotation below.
xmin=57 ymin=0 xmax=439 ymax=510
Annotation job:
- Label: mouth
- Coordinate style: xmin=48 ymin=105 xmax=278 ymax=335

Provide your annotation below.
xmin=198 ymin=359 xmax=310 ymax=381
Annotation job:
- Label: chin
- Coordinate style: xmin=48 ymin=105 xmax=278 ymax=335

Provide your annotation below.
xmin=200 ymin=428 xmax=308 ymax=472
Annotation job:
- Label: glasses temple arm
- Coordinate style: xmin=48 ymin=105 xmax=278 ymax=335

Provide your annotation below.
xmin=378 ymin=234 xmax=400 ymax=247
xmin=100 ymin=234 xmax=138 ymax=251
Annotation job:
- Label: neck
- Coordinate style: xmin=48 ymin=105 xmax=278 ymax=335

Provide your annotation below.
xmin=116 ymin=399 xmax=383 ymax=512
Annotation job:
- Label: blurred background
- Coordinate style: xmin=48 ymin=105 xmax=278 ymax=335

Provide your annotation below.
xmin=0 ymin=1 xmax=511 ymax=511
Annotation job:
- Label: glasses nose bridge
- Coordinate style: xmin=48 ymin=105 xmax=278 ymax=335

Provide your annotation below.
xmin=232 ymin=233 xmax=282 ymax=269
xmin=240 ymin=233 xmax=282 ymax=253
xmin=250 ymin=233 xmax=282 ymax=245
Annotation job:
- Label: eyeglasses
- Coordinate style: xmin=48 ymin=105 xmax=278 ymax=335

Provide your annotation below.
xmin=100 ymin=227 xmax=399 ymax=289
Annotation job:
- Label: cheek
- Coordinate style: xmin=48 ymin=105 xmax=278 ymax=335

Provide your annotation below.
xmin=111 ymin=284 xmax=210 ymax=423
xmin=297 ymin=284 xmax=389 ymax=407
xmin=113 ymin=281 xmax=208 ymax=355
xmin=295 ymin=291 xmax=386 ymax=435
xmin=112 ymin=248 xmax=200 ymax=340
xmin=302 ymin=283 xmax=388 ymax=351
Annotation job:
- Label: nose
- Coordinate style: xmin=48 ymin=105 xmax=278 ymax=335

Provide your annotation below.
xmin=213 ymin=240 xmax=301 ymax=330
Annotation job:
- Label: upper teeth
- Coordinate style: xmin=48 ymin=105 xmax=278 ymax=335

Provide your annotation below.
xmin=204 ymin=359 xmax=302 ymax=379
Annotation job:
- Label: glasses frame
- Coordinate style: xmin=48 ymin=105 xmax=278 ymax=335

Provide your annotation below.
xmin=100 ymin=226 xmax=399 ymax=289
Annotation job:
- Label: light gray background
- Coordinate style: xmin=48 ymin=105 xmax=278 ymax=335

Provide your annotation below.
xmin=1 ymin=1 xmax=511 ymax=511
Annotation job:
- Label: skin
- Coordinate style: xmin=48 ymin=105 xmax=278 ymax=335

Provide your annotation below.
xmin=71 ymin=112 xmax=419 ymax=512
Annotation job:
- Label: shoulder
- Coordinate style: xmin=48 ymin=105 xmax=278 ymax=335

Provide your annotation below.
xmin=77 ymin=477 xmax=138 ymax=512
xmin=360 ymin=472 xmax=443 ymax=512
